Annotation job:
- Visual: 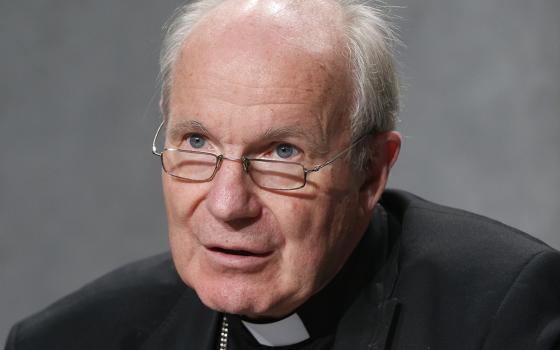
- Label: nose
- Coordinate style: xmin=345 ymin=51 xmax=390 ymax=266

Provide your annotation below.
xmin=205 ymin=158 xmax=262 ymax=223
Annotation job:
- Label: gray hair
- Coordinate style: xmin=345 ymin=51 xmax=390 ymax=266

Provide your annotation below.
xmin=159 ymin=0 xmax=400 ymax=168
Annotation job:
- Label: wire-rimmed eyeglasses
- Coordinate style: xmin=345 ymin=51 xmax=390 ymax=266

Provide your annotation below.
xmin=152 ymin=121 xmax=367 ymax=191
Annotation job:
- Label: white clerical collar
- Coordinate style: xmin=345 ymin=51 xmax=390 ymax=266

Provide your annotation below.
xmin=241 ymin=313 xmax=310 ymax=346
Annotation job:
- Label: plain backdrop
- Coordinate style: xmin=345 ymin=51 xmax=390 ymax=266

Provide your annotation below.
xmin=1 ymin=0 xmax=558 ymax=345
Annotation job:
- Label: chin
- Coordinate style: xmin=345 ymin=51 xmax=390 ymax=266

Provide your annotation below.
xmin=193 ymin=276 xmax=300 ymax=318
xmin=198 ymin=281 xmax=267 ymax=315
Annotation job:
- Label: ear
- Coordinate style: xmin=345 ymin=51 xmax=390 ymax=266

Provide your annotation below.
xmin=358 ymin=131 xmax=401 ymax=214
xmin=159 ymin=96 xmax=165 ymax=115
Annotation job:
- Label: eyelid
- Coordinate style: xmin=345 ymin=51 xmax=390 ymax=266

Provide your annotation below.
xmin=185 ymin=132 xmax=207 ymax=140
xmin=167 ymin=129 xmax=203 ymax=144
xmin=173 ymin=130 xmax=306 ymax=159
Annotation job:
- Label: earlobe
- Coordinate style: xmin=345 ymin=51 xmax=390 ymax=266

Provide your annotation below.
xmin=359 ymin=131 xmax=402 ymax=214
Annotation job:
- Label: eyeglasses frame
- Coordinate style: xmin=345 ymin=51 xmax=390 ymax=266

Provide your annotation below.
xmin=151 ymin=120 xmax=368 ymax=191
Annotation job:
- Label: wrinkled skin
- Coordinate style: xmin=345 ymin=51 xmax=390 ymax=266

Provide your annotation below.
xmin=162 ymin=0 xmax=401 ymax=319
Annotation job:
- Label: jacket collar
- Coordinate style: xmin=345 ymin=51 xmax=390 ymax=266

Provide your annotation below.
xmin=139 ymin=289 xmax=220 ymax=350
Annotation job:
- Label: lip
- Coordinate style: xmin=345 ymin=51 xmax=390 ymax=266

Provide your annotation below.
xmin=204 ymin=245 xmax=274 ymax=271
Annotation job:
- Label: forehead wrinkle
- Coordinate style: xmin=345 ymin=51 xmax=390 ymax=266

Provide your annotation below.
xmin=205 ymin=69 xmax=319 ymax=93
xmin=198 ymin=91 xmax=312 ymax=108
xmin=181 ymin=75 xmax=321 ymax=107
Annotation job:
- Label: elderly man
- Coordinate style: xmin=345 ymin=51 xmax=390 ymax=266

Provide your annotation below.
xmin=6 ymin=0 xmax=560 ymax=349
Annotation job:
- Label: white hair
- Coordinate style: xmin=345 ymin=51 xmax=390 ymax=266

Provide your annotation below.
xmin=159 ymin=0 xmax=400 ymax=168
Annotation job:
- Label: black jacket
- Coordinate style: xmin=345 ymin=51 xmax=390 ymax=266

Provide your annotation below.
xmin=5 ymin=190 xmax=560 ymax=349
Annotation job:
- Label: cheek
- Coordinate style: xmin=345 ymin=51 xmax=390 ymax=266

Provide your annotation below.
xmin=270 ymin=195 xmax=339 ymax=281
xmin=280 ymin=192 xmax=364 ymax=285
xmin=162 ymin=176 xmax=209 ymax=281
xmin=162 ymin=175 xmax=207 ymax=226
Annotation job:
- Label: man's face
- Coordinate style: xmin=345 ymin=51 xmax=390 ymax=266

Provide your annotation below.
xmin=162 ymin=4 xmax=376 ymax=319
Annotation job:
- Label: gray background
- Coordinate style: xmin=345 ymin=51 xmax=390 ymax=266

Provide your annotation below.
xmin=1 ymin=0 xmax=558 ymax=345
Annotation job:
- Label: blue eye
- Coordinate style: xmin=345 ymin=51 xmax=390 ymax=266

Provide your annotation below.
xmin=188 ymin=134 xmax=206 ymax=149
xmin=276 ymin=144 xmax=295 ymax=159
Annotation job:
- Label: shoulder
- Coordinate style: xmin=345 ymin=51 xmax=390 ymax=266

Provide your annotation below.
xmin=381 ymin=189 xmax=556 ymax=264
xmin=381 ymin=189 xmax=560 ymax=349
xmin=6 ymin=253 xmax=190 ymax=350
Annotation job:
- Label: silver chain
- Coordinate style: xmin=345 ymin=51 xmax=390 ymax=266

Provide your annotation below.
xmin=219 ymin=314 xmax=229 ymax=350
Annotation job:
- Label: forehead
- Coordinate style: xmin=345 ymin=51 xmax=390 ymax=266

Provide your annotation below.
xmin=168 ymin=0 xmax=353 ymax=145
xmin=196 ymin=0 xmax=347 ymax=57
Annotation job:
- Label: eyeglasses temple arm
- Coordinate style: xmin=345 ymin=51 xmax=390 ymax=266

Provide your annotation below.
xmin=152 ymin=120 xmax=165 ymax=156
xmin=305 ymin=134 xmax=369 ymax=173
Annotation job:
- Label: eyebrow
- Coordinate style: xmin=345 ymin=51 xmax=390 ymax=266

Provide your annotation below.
xmin=166 ymin=119 xmax=329 ymax=157
xmin=263 ymin=126 xmax=328 ymax=156
xmin=166 ymin=120 xmax=211 ymax=142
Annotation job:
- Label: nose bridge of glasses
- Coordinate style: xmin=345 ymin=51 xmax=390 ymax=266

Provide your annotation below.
xmin=219 ymin=155 xmax=250 ymax=173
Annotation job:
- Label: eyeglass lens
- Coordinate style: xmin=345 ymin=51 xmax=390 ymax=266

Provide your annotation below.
xmin=161 ymin=150 xmax=306 ymax=190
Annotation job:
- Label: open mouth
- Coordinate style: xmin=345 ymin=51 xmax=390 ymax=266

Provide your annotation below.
xmin=209 ymin=247 xmax=270 ymax=257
